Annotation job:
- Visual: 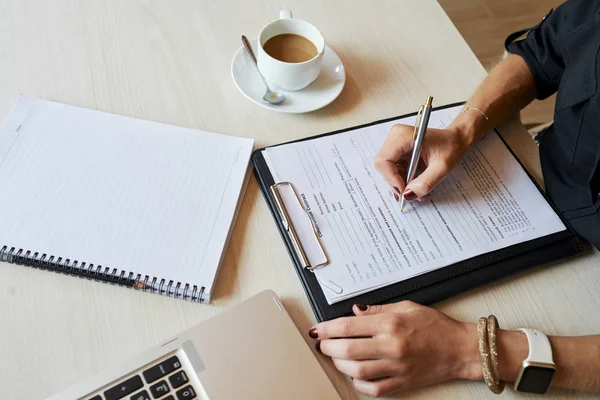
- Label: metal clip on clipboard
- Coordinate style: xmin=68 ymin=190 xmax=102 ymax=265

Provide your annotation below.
xmin=270 ymin=182 xmax=329 ymax=270
xmin=270 ymin=182 xmax=344 ymax=295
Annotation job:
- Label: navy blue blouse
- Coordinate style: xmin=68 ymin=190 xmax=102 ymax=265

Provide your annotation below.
xmin=507 ymin=0 xmax=600 ymax=249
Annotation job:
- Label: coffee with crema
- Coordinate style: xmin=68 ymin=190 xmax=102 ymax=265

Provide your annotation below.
xmin=263 ymin=34 xmax=318 ymax=63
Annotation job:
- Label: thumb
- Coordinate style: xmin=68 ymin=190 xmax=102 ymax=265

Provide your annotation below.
xmin=352 ymin=301 xmax=418 ymax=316
xmin=404 ymin=159 xmax=450 ymax=198
xmin=374 ymin=124 xmax=416 ymax=196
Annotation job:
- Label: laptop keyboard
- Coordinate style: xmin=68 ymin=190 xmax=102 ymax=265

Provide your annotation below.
xmin=86 ymin=355 xmax=198 ymax=400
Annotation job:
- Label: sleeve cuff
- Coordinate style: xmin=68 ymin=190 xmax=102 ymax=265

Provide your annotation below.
xmin=507 ymin=41 xmax=557 ymax=100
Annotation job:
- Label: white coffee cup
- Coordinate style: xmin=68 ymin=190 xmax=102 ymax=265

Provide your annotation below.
xmin=257 ymin=10 xmax=325 ymax=91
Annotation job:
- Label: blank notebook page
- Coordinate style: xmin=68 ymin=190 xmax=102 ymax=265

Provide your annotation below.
xmin=0 ymin=96 xmax=254 ymax=297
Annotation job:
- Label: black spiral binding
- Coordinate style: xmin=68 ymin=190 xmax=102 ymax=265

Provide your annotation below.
xmin=0 ymin=245 xmax=205 ymax=303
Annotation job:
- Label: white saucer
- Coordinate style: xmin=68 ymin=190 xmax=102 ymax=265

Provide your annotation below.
xmin=231 ymin=38 xmax=346 ymax=113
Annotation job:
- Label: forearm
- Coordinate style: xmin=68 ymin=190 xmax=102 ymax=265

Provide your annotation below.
xmin=449 ymin=54 xmax=537 ymax=146
xmin=459 ymin=324 xmax=600 ymax=393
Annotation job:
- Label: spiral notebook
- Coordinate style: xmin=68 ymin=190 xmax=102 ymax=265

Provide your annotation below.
xmin=0 ymin=95 xmax=254 ymax=303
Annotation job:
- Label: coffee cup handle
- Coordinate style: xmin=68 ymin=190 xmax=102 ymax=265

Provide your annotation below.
xmin=280 ymin=9 xmax=292 ymax=19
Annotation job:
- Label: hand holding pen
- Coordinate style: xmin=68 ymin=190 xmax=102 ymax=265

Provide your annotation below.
xmin=374 ymin=96 xmax=475 ymax=209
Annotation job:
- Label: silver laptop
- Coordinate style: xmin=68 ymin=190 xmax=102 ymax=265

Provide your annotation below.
xmin=47 ymin=290 xmax=340 ymax=400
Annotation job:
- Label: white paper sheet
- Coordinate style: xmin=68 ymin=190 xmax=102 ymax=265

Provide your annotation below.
xmin=264 ymin=105 xmax=565 ymax=304
xmin=0 ymin=96 xmax=254 ymax=301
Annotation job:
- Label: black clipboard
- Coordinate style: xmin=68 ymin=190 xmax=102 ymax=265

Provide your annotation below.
xmin=252 ymin=102 xmax=581 ymax=322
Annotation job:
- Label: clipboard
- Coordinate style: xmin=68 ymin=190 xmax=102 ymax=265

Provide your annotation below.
xmin=252 ymin=102 xmax=582 ymax=322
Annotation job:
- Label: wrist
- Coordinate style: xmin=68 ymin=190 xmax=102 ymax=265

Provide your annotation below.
xmin=497 ymin=329 xmax=529 ymax=382
xmin=451 ymin=324 xmax=529 ymax=383
xmin=449 ymin=111 xmax=488 ymax=148
xmin=453 ymin=322 xmax=484 ymax=381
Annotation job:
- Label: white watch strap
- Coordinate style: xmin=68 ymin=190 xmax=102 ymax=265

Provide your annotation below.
xmin=518 ymin=328 xmax=554 ymax=364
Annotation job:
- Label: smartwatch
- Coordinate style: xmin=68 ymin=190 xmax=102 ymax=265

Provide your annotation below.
xmin=514 ymin=328 xmax=556 ymax=394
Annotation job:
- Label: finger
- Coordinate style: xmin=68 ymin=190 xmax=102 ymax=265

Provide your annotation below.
xmin=332 ymin=358 xmax=400 ymax=380
xmin=312 ymin=315 xmax=382 ymax=339
xmin=319 ymin=338 xmax=389 ymax=360
xmin=374 ymin=125 xmax=414 ymax=192
xmin=352 ymin=301 xmax=419 ymax=316
xmin=376 ymin=125 xmax=414 ymax=166
xmin=376 ymin=160 xmax=407 ymax=195
xmin=353 ymin=376 xmax=407 ymax=398
xmin=404 ymin=159 xmax=450 ymax=198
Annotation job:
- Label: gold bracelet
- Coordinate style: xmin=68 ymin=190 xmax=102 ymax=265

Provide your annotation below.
xmin=487 ymin=316 xmax=505 ymax=393
xmin=460 ymin=106 xmax=489 ymax=121
xmin=477 ymin=315 xmax=505 ymax=394
xmin=477 ymin=318 xmax=495 ymax=392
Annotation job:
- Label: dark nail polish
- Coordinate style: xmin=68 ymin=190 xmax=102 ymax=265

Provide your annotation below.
xmin=403 ymin=189 xmax=417 ymax=201
xmin=308 ymin=328 xmax=319 ymax=339
xmin=393 ymin=186 xmax=401 ymax=195
xmin=315 ymin=340 xmax=321 ymax=353
xmin=393 ymin=193 xmax=399 ymax=201
xmin=356 ymin=304 xmax=368 ymax=311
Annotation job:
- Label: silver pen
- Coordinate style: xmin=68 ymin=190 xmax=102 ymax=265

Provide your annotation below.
xmin=400 ymin=96 xmax=433 ymax=212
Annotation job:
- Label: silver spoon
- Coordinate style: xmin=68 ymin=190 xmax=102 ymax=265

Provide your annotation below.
xmin=241 ymin=35 xmax=285 ymax=105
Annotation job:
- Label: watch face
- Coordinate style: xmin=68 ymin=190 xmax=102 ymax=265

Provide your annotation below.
xmin=516 ymin=365 xmax=556 ymax=394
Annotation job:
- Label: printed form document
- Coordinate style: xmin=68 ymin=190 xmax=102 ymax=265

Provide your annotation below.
xmin=263 ymin=105 xmax=565 ymax=304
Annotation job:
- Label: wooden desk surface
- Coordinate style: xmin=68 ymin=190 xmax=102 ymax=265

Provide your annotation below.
xmin=0 ymin=1 xmax=598 ymax=399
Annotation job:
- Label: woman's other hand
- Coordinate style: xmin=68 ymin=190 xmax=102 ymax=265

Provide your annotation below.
xmin=309 ymin=302 xmax=480 ymax=398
